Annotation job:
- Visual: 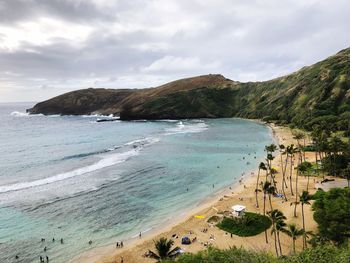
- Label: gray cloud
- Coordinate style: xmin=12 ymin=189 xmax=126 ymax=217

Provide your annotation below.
xmin=0 ymin=0 xmax=349 ymax=102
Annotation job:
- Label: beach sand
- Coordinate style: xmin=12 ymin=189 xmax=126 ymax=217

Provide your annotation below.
xmin=72 ymin=123 xmax=340 ymax=263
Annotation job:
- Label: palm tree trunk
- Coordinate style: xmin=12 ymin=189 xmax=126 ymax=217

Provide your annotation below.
xmin=306 ymin=173 xmax=310 ymax=191
xmin=315 ymin=148 xmax=319 ymax=176
xmin=284 ymin=154 xmax=289 ymax=189
xmin=269 ymin=194 xmax=273 ymax=210
xmin=303 ymin=138 xmax=306 ymax=162
xmin=277 ymin=231 xmax=282 ymax=256
xmin=281 ymin=154 xmax=287 ymax=201
xmin=289 ymin=156 xmax=294 ymax=196
xmin=263 ymin=193 xmax=268 ymax=244
xmin=302 ymin=204 xmax=306 ymax=249
xmin=292 ymin=239 xmax=296 ymax=254
xmin=255 ymin=169 xmax=260 ymax=208
xmin=273 ymin=228 xmax=279 ymax=256
xmin=294 ymin=155 xmax=300 ymax=218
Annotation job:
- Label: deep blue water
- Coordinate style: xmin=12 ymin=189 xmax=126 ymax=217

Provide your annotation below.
xmin=0 ymin=102 xmax=273 ymax=263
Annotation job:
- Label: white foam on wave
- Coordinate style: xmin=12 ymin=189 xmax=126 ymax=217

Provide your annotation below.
xmin=0 ymin=137 xmax=160 ymax=194
xmin=124 ymin=137 xmax=159 ymax=146
xmin=10 ymin=111 xmax=43 ymax=117
xmin=82 ymin=114 xmax=118 ymax=119
xmin=164 ymin=120 xmax=208 ymax=135
xmin=156 ymin=119 xmax=179 ymax=123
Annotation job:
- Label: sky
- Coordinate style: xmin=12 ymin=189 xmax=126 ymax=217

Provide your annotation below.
xmin=0 ymin=0 xmax=349 ymax=102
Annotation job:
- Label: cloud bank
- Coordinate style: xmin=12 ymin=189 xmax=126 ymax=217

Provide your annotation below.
xmin=0 ymin=0 xmax=349 ymax=102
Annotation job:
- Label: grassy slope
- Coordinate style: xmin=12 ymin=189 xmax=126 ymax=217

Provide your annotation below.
xmin=29 ymin=48 xmax=350 ymax=132
xmin=235 ymin=48 xmax=350 ymax=131
xmin=124 ymin=48 xmax=350 ymax=131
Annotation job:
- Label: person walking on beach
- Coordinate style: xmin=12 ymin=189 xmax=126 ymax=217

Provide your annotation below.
xmin=40 ymin=256 xmax=44 ymax=263
xmin=116 ymin=242 xmax=119 ymax=248
xmin=60 ymin=238 xmax=64 ymax=244
xmin=139 ymin=232 xmax=142 ymax=238
xmin=46 ymin=256 xmax=49 ymax=262
xmin=120 ymin=241 xmax=124 ymax=248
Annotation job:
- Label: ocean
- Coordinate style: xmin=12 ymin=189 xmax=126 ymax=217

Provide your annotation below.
xmin=0 ymin=102 xmax=273 ymax=263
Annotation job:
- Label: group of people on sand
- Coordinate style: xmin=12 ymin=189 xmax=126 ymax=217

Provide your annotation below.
xmin=39 ymin=255 xmax=49 ymax=263
xmin=116 ymin=241 xmax=124 ymax=248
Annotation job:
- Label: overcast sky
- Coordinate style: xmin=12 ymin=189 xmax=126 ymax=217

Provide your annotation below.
xmin=0 ymin=0 xmax=349 ymax=102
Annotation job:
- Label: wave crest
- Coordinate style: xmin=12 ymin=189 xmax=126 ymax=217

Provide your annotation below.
xmin=0 ymin=137 xmax=159 ymax=194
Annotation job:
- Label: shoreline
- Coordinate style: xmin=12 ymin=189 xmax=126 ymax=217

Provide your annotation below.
xmin=71 ymin=119 xmax=276 ymax=263
xmin=71 ymin=163 xmax=264 ymax=263
xmin=74 ymin=120 xmax=339 ymax=263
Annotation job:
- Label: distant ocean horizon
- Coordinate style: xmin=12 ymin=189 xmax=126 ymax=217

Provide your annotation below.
xmin=0 ymin=102 xmax=273 ymax=263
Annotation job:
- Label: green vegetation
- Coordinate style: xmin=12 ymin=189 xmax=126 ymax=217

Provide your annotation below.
xmin=162 ymin=245 xmax=350 ymax=263
xmin=148 ymin=237 xmax=180 ymax=261
xmin=312 ymin=188 xmax=350 ymax=245
xmin=126 ymin=48 xmax=350 ymax=132
xmin=31 ymin=48 xmax=350 ymax=136
xmin=207 ymin=215 xmax=221 ymax=223
xmin=267 ymin=209 xmax=286 ymax=256
xmin=154 ymin=138 xmax=349 ymax=263
xmin=217 ymin=212 xmax=271 ymax=237
xmin=311 ymin=127 xmax=350 ymax=180
xmin=281 ymin=224 xmax=305 ymax=254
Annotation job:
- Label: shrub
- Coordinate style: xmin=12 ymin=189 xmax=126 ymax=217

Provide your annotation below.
xmin=162 ymin=245 xmax=350 ymax=263
xmin=207 ymin=215 xmax=221 ymax=223
xmin=312 ymin=188 xmax=350 ymax=244
xmin=217 ymin=212 xmax=271 ymax=237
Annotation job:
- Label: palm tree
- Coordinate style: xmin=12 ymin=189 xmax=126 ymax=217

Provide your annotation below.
xmin=265 ymin=144 xmax=277 ymax=184
xmin=265 ymin=144 xmax=277 ymax=154
xmin=293 ymin=149 xmax=302 ymax=218
xmin=270 ymin=167 xmax=278 ymax=189
xmin=255 ymin=162 xmax=266 ymax=208
xmin=286 ymin=144 xmax=296 ymax=196
xmin=276 ymin=217 xmax=287 ymax=255
xmin=279 ymin=144 xmax=288 ymax=201
xmin=311 ymin=126 xmax=321 ymax=176
xmin=298 ymin=162 xmax=312 ymax=191
xmin=268 ymin=209 xmax=286 ymax=256
xmin=267 ymin=184 xmax=276 ymax=211
xmin=148 ymin=237 xmax=180 ymax=261
xmin=293 ymin=131 xmax=306 ymax=162
xmin=299 ymin=191 xmax=312 ymax=249
xmin=261 ymin=181 xmax=271 ymax=244
xmin=282 ymin=224 xmax=304 ymax=254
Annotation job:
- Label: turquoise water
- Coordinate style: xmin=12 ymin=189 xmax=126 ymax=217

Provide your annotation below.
xmin=0 ymin=103 xmax=273 ymax=263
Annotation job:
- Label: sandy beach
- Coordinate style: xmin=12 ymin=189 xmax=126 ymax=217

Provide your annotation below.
xmin=72 ymin=122 xmax=341 ymax=263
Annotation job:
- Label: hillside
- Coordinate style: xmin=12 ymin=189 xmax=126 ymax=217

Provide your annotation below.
xmin=28 ymin=48 xmax=350 ymax=132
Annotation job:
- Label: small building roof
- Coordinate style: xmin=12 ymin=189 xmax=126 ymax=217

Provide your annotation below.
xmin=232 ymin=205 xmax=246 ymax=212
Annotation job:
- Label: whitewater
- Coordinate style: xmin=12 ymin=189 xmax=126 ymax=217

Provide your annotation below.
xmin=0 ymin=102 xmax=273 ymax=263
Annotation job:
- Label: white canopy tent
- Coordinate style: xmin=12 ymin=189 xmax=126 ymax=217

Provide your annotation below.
xmin=231 ymin=205 xmax=246 ymax=217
